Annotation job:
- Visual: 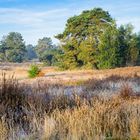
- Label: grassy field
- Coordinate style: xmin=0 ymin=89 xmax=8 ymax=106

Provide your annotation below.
xmin=0 ymin=63 xmax=56 ymax=80
xmin=0 ymin=62 xmax=140 ymax=82
xmin=0 ymin=63 xmax=140 ymax=139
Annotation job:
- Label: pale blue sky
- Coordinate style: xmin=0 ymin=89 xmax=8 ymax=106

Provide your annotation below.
xmin=0 ymin=0 xmax=140 ymax=45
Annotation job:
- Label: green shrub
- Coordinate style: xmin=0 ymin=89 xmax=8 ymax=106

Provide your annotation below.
xmin=28 ymin=64 xmax=40 ymax=78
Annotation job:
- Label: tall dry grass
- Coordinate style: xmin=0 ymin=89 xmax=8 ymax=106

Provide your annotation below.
xmin=0 ymin=73 xmax=140 ymax=139
xmin=43 ymin=93 xmax=140 ymax=140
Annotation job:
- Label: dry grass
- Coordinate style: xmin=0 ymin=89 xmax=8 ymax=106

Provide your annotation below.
xmin=0 ymin=63 xmax=57 ymax=80
xmin=44 ymin=97 xmax=140 ymax=140
xmin=43 ymin=66 xmax=140 ymax=82
xmin=1 ymin=62 xmax=140 ymax=82
xmin=0 ymin=66 xmax=140 ymax=139
xmin=0 ymin=121 xmax=8 ymax=140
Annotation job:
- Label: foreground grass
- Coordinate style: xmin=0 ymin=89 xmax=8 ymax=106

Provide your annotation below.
xmin=0 ymin=73 xmax=140 ymax=139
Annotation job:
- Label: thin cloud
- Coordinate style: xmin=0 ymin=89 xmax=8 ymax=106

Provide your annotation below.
xmin=0 ymin=7 xmax=77 ymax=44
xmin=0 ymin=8 xmax=70 ymax=25
xmin=116 ymin=17 xmax=140 ymax=32
xmin=0 ymin=1 xmax=140 ymax=45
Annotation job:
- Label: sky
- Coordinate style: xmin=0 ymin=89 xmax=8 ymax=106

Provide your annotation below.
xmin=0 ymin=0 xmax=140 ymax=45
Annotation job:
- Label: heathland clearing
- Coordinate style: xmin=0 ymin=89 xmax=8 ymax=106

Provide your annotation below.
xmin=1 ymin=63 xmax=140 ymax=139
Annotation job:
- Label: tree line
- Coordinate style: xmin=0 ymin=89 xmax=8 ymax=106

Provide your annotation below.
xmin=0 ymin=33 xmax=60 ymax=65
xmin=0 ymin=8 xmax=140 ymax=69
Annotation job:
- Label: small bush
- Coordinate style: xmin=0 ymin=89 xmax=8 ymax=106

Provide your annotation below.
xmin=28 ymin=64 xmax=40 ymax=78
